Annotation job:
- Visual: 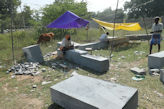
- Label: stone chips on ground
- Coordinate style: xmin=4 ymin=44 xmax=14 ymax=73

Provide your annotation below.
xmin=7 ymin=62 xmax=40 ymax=76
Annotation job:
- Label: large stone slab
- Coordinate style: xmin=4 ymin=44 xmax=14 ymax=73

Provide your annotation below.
xmin=65 ymin=50 xmax=109 ymax=73
xmin=160 ymin=69 xmax=164 ymax=83
xmin=125 ymin=34 xmax=152 ymax=40
xmin=22 ymin=44 xmax=44 ymax=63
xmin=50 ymin=74 xmax=138 ymax=109
xmin=65 ymin=49 xmax=88 ymax=64
xmin=79 ymin=41 xmax=108 ymax=50
xmin=80 ymin=54 xmax=109 ymax=72
xmin=148 ymin=51 xmax=164 ymax=69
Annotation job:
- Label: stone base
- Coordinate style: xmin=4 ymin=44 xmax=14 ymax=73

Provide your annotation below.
xmin=80 ymin=54 xmax=109 ymax=72
xmin=148 ymin=51 xmax=164 ymax=69
xmin=65 ymin=49 xmax=109 ymax=73
xmin=160 ymin=69 xmax=164 ymax=83
xmin=108 ymin=37 xmax=129 ymax=46
xmin=22 ymin=44 xmax=44 ymax=63
xmin=50 ymin=74 xmax=138 ymax=109
xmin=79 ymin=41 xmax=108 ymax=50
xmin=125 ymin=34 xmax=152 ymax=40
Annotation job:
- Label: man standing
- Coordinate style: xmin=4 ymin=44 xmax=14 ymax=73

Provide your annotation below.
xmin=150 ymin=16 xmax=163 ymax=54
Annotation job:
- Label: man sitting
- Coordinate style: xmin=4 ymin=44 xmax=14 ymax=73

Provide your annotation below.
xmin=99 ymin=32 xmax=109 ymax=42
xmin=60 ymin=35 xmax=74 ymax=55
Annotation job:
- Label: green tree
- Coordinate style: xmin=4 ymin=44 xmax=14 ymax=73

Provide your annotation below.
xmin=21 ymin=5 xmax=33 ymax=27
xmin=0 ymin=0 xmax=20 ymax=33
xmin=41 ymin=0 xmax=89 ymax=38
xmin=124 ymin=0 xmax=164 ymax=18
xmin=41 ymin=0 xmax=89 ymax=26
xmin=93 ymin=7 xmax=125 ymax=23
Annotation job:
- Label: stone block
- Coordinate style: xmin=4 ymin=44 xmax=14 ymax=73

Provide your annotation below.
xmin=22 ymin=44 xmax=44 ymax=63
xmin=80 ymin=54 xmax=109 ymax=72
xmin=50 ymin=74 xmax=138 ymax=109
xmin=65 ymin=49 xmax=88 ymax=64
xmin=148 ymin=51 xmax=164 ymax=69
xmin=65 ymin=50 xmax=109 ymax=73
xmin=79 ymin=41 xmax=108 ymax=50
xmin=160 ymin=69 xmax=164 ymax=83
xmin=108 ymin=37 xmax=129 ymax=46
xmin=125 ymin=34 xmax=152 ymax=40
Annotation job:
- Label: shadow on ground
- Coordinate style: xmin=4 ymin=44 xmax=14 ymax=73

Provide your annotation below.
xmin=48 ymin=103 xmax=64 ymax=109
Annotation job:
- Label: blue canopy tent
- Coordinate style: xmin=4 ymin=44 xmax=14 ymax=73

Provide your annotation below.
xmin=47 ymin=11 xmax=89 ymax=29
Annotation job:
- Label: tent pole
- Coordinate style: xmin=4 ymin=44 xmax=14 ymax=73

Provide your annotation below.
xmin=10 ymin=0 xmax=15 ymax=64
xmin=142 ymin=16 xmax=149 ymax=44
xmin=109 ymin=0 xmax=119 ymax=61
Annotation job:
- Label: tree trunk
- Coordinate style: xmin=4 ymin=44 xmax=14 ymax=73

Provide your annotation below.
xmin=1 ymin=23 xmax=4 ymax=33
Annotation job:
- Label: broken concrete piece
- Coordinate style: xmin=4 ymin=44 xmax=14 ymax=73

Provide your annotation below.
xmin=134 ymin=51 xmax=145 ymax=55
xmin=149 ymin=69 xmax=160 ymax=75
xmin=32 ymin=71 xmax=40 ymax=76
xmin=59 ymin=64 xmax=67 ymax=69
xmin=42 ymin=81 xmax=52 ymax=85
xmin=22 ymin=44 xmax=44 ymax=63
xmin=11 ymin=75 xmax=15 ymax=79
xmin=42 ymin=68 xmax=46 ymax=72
xmin=160 ymin=69 xmax=164 ymax=83
xmin=130 ymin=67 xmax=146 ymax=75
xmin=50 ymin=74 xmax=138 ymax=109
xmin=121 ymin=56 xmax=126 ymax=59
xmin=148 ymin=51 xmax=164 ymax=69
xmin=0 ymin=65 xmax=3 ymax=69
xmin=110 ymin=77 xmax=117 ymax=82
xmin=153 ymin=91 xmax=164 ymax=98
xmin=7 ymin=62 xmax=40 ymax=75
xmin=32 ymin=85 xmax=37 ymax=88
xmin=51 ymin=63 xmax=57 ymax=66
xmin=71 ymin=71 xmax=78 ymax=77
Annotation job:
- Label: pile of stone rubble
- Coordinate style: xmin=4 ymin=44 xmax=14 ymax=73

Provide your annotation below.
xmin=7 ymin=62 xmax=40 ymax=76
xmin=43 ymin=51 xmax=57 ymax=60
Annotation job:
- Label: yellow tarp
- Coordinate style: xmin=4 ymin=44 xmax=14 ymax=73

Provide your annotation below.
xmin=92 ymin=18 xmax=142 ymax=31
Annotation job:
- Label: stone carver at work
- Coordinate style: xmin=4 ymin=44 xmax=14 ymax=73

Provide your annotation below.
xmin=60 ymin=35 xmax=74 ymax=55
xmin=150 ymin=16 xmax=163 ymax=54
xmin=99 ymin=32 xmax=109 ymax=42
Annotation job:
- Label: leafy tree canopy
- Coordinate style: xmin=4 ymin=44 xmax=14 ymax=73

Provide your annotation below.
xmin=93 ymin=7 xmax=125 ymax=23
xmin=41 ymin=0 xmax=89 ymax=26
xmin=124 ymin=0 xmax=164 ymax=18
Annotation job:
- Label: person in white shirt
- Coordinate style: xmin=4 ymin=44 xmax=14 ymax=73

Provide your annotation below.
xmin=150 ymin=16 xmax=163 ymax=54
xmin=60 ymin=35 xmax=74 ymax=55
xmin=99 ymin=32 xmax=109 ymax=41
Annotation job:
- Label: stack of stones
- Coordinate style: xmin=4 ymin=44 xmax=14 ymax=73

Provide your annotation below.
xmin=7 ymin=62 xmax=40 ymax=76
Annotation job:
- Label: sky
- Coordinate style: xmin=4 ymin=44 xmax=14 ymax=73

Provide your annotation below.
xmin=20 ymin=0 xmax=130 ymax=12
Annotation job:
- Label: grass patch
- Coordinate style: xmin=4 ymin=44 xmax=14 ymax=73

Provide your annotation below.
xmin=0 ymin=28 xmax=164 ymax=109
